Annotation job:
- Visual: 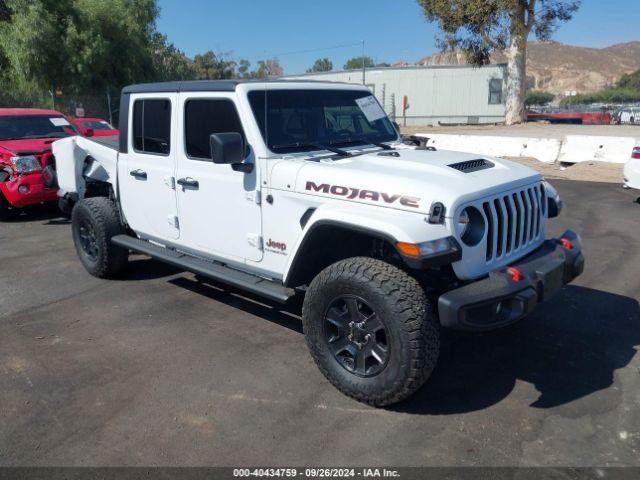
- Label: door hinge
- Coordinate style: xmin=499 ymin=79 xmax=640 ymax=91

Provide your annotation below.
xmin=247 ymin=234 xmax=263 ymax=250
xmin=168 ymin=214 xmax=179 ymax=229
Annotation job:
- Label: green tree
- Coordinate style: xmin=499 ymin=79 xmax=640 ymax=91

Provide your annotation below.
xmin=0 ymin=0 xmax=161 ymax=96
xmin=617 ymin=69 xmax=640 ymax=90
xmin=192 ymin=51 xmax=237 ymax=80
xmin=525 ymin=90 xmax=554 ymax=106
xmin=344 ymin=56 xmax=374 ymax=70
xmin=255 ymin=58 xmax=283 ymax=78
xmin=416 ymin=0 xmax=580 ymax=124
xmin=237 ymin=59 xmax=253 ymax=78
xmin=307 ymin=58 xmax=333 ymax=73
xmin=150 ymin=33 xmax=195 ymax=81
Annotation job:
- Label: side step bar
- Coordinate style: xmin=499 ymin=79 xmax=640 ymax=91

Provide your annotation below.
xmin=111 ymin=235 xmax=296 ymax=304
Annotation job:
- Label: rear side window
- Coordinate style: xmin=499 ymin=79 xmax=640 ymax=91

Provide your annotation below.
xmin=132 ymin=99 xmax=171 ymax=155
xmin=184 ymin=99 xmax=245 ymax=159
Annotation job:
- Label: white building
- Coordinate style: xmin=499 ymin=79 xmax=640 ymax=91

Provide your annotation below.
xmin=286 ymin=64 xmax=507 ymax=126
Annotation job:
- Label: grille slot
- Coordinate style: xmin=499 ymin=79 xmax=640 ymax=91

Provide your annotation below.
xmin=479 ymin=184 xmax=545 ymax=263
xmin=448 ymin=159 xmax=494 ymax=173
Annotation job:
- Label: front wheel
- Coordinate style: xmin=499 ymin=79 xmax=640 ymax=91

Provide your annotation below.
xmin=302 ymin=257 xmax=439 ymax=406
xmin=71 ymin=197 xmax=128 ymax=278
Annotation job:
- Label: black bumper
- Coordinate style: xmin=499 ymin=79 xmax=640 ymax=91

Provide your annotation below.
xmin=438 ymin=230 xmax=584 ymax=331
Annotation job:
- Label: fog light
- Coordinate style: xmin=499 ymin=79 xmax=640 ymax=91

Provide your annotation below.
xmin=18 ymin=184 xmax=29 ymax=194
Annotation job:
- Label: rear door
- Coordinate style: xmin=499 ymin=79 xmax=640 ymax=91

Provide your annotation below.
xmin=118 ymin=94 xmax=179 ymax=241
xmin=174 ymin=92 xmax=262 ymax=262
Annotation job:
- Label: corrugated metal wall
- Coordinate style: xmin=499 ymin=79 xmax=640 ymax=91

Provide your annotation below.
xmin=285 ymin=65 xmax=507 ymax=126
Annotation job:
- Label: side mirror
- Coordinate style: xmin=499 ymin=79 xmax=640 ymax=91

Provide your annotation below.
xmin=392 ymin=121 xmax=401 ymax=133
xmin=84 ymin=128 xmax=94 ymax=137
xmin=210 ymin=132 xmax=252 ymax=173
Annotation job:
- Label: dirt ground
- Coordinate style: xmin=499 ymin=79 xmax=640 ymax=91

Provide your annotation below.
xmin=507 ymin=157 xmax=625 ymax=184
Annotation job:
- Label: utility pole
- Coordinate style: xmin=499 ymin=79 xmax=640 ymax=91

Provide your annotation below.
xmin=361 ymin=40 xmax=365 ymax=85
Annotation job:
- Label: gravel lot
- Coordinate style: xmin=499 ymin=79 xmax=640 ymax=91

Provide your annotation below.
xmin=1 ymin=180 xmax=639 ymax=467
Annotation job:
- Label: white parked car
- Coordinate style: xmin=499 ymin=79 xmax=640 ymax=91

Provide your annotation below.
xmin=52 ymin=80 xmax=584 ymax=406
xmin=623 ymin=144 xmax=640 ymax=193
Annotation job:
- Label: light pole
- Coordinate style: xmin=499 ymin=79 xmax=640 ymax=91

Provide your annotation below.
xmin=361 ymin=40 xmax=365 ymax=85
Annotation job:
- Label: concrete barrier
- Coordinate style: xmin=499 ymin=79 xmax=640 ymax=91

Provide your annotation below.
xmin=420 ymin=134 xmax=561 ymax=163
xmin=557 ymin=135 xmax=637 ymax=164
xmin=417 ymin=132 xmax=639 ymax=164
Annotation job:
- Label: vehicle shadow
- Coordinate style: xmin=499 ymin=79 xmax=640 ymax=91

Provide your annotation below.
xmin=169 ymin=278 xmax=639 ymax=414
xmin=170 ymin=276 xmax=304 ymax=334
xmin=119 ymin=256 xmax=184 ymax=281
xmin=5 ymin=205 xmax=65 ymax=223
xmin=393 ymin=285 xmax=640 ymax=414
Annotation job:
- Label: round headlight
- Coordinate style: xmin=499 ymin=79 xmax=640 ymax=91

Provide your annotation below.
xmin=456 ymin=209 xmax=470 ymax=237
xmin=457 ymin=207 xmax=485 ymax=246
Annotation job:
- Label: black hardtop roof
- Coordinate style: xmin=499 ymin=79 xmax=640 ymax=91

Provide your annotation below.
xmin=121 ymin=79 xmax=356 ymax=95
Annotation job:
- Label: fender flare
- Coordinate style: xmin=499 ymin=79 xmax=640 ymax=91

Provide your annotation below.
xmin=283 ymin=204 xmax=457 ymax=287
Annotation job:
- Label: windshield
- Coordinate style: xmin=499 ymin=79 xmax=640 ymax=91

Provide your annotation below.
xmin=80 ymin=120 xmax=115 ymax=131
xmin=248 ymin=89 xmax=397 ymax=154
xmin=0 ymin=115 xmax=79 ymax=141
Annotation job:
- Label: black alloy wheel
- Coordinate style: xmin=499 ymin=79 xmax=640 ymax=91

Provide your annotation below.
xmin=77 ymin=219 xmax=99 ymax=262
xmin=323 ymin=295 xmax=390 ymax=377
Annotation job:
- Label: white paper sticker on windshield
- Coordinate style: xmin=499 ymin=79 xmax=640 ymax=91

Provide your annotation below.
xmin=355 ymin=95 xmax=386 ymax=122
xmin=49 ymin=117 xmax=70 ymax=127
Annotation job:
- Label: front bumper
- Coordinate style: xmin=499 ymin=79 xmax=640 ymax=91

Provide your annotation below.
xmin=438 ymin=230 xmax=584 ymax=331
xmin=0 ymin=171 xmax=58 ymax=208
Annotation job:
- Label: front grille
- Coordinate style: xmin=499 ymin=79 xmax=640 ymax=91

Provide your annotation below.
xmin=448 ymin=159 xmax=494 ymax=173
xmin=481 ymin=184 xmax=546 ymax=263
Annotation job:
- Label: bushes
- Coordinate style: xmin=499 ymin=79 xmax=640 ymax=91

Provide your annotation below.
xmin=560 ymin=88 xmax=640 ymax=106
xmin=525 ymin=90 xmax=555 ymax=106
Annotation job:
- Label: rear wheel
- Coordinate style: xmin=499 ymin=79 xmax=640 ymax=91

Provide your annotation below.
xmin=302 ymin=257 xmax=439 ymax=406
xmin=71 ymin=197 xmax=128 ymax=278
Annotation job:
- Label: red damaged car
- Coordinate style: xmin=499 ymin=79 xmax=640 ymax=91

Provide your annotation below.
xmin=70 ymin=117 xmax=119 ymax=137
xmin=0 ymin=108 xmax=79 ymax=220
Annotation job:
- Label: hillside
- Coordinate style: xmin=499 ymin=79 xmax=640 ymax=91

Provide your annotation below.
xmin=415 ymin=41 xmax=640 ymax=95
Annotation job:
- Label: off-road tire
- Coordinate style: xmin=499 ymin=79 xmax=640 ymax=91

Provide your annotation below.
xmin=71 ymin=197 xmax=128 ymax=278
xmin=302 ymin=257 xmax=439 ymax=406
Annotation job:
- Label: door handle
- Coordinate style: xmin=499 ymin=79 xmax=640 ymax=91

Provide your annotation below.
xmin=177 ymin=177 xmax=199 ymax=189
xmin=130 ymin=169 xmax=147 ymax=180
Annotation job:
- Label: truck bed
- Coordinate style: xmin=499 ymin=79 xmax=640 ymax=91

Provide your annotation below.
xmin=92 ymin=135 xmax=119 ymax=150
xmin=52 ymin=135 xmax=120 ymax=195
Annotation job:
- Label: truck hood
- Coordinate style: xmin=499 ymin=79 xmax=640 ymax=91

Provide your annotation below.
xmin=292 ymin=148 xmax=542 ymax=216
xmin=0 ymin=138 xmax=55 ymax=156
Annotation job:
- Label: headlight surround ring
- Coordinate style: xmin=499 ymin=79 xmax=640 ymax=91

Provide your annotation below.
xmin=458 ymin=207 xmax=485 ymax=247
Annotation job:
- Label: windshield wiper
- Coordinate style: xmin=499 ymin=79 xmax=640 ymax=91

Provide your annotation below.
xmin=272 ymin=141 xmax=352 ymax=157
xmin=329 ymin=136 xmax=393 ymax=150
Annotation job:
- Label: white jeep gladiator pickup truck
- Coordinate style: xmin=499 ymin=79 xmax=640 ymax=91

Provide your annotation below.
xmin=52 ymin=80 xmax=584 ymax=406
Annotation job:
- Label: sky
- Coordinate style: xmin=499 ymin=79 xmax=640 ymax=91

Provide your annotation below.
xmin=156 ymin=0 xmax=640 ymax=75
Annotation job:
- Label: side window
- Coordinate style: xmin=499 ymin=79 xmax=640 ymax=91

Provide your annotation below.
xmin=184 ymin=99 xmax=245 ymax=160
xmin=132 ymin=99 xmax=171 ymax=155
xmin=488 ymin=78 xmax=503 ymax=105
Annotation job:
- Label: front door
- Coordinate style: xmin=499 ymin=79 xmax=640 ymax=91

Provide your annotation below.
xmin=174 ymin=93 xmax=262 ymax=263
xmin=118 ymin=94 xmax=179 ymax=241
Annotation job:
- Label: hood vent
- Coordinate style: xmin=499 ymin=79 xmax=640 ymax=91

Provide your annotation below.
xmin=448 ymin=159 xmax=494 ymax=173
